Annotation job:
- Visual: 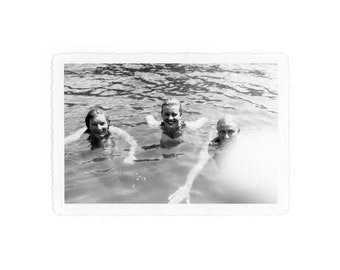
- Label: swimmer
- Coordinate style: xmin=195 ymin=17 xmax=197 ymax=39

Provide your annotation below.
xmin=209 ymin=115 xmax=240 ymax=167
xmin=65 ymin=105 xmax=137 ymax=164
xmin=168 ymin=115 xmax=240 ymax=203
xmin=146 ymin=98 xmax=208 ymax=147
xmin=210 ymin=115 xmax=240 ymax=147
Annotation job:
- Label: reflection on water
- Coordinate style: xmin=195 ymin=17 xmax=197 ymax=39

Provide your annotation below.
xmin=64 ymin=63 xmax=278 ymax=203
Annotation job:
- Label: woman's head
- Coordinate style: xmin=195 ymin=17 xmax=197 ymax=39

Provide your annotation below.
xmin=161 ymin=98 xmax=183 ymax=129
xmin=85 ymin=106 xmax=110 ymax=139
xmin=216 ymin=115 xmax=240 ymax=142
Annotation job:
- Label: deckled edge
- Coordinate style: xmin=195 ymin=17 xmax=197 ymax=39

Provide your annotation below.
xmin=51 ymin=52 xmax=290 ymax=216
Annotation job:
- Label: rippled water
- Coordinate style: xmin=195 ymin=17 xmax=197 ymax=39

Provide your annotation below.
xmin=64 ymin=63 xmax=278 ymax=203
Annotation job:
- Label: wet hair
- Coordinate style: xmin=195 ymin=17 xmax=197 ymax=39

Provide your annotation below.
xmin=161 ymin=98 xmax=183 ymax=115
xmin=85 ymin=105 xmax=110 ymax=133
xmin=217 ymin=115 xmax=240 ymax=132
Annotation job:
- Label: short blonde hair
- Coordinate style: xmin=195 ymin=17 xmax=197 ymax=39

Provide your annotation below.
xmin=217 ymin=115 xmax=240 ymax=131
xmin=161 ymin=98 xmax=182 ymax=115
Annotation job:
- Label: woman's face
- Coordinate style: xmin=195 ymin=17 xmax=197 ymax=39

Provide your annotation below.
xmin=89 ymin=114 xmax=109 ymax=139
xmin=161 ymin=105 xmax=182 ymax=129
xmin=217 ymin=123 xmax=239 ymax=142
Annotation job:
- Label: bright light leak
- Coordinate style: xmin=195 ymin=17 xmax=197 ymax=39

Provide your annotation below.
xmin=218 ymin=130 xmax=278 ymax=201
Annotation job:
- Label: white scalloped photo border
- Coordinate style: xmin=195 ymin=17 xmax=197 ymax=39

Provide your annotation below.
xmin=52 ymin=53 xmax=289 ymax=215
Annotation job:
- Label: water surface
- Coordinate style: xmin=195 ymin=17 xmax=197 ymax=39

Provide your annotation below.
xmin=64 ymin=63 xmax=278 ymax=203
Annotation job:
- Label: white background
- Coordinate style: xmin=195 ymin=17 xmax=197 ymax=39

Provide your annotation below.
xmin=1 ymin=1 xmax=339 ymax=269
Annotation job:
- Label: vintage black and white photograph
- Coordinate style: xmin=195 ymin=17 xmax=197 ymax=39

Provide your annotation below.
xmin=5 ymin=0 xmax=340 ymax=267
xmin=53 ymin=53 xmax=288 ymax=215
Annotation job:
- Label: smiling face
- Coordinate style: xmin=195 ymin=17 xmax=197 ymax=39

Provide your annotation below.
xmin=89 ymin=114 xmax=109 ymax=139
xmin=217 ymin=123 xmax=239 ymax=143
xmin=161 ymin=105 xmax=182 ymax=129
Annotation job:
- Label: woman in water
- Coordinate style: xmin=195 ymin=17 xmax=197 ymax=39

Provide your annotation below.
xmin=65 ymin=105 xmax=137 ymax=164
xmin=168 ymin=115 xmax=240 ymax=203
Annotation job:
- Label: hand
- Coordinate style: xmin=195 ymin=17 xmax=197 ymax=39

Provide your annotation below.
xmin=194 ymin=117 xmax=208 ymax=128
xmin=168 ymin=186 xmax=190 ymax=204
xmin=146 ymin=115 xmax=156 ymax=124
xmin=146 ymin=115 xmax=160 ymax=128
xmin=124 ymin=155 xmax=136 ymax=165
xmin=199 ymin=117 xmax=208 ymax=125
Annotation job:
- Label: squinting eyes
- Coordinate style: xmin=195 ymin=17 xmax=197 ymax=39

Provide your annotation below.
xmin=220 ymin=130 xmax=235 ymax=134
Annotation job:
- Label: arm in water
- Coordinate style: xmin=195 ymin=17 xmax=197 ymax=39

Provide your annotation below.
xmin=64 ymin=127 xmax=87 ymax=145
xmin=168 ymin=142 xmax=210 ymax=204
xmin=146 ymin=115 xmax=161 ymax=128
xmin=109 ymin=126 xmax=137 ymax=164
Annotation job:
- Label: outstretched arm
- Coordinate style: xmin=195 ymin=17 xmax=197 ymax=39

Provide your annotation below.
xmin=168 ymin=143 xmax=210 ymax=204
xmin=109 ymin=126 xmax=137 ymax=164
xmin=146 ymin=115 xmax=161 ymax=128
xmin=64 ymin=127 xmax=87 ymax=145
xmin=185 ymin=117 xmax=208 ymax=130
